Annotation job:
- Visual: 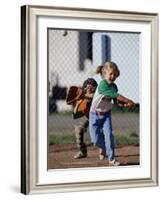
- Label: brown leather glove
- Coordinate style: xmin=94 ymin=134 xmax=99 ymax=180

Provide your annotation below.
xmin=124 ymin=100 xmax=135 ymax=108
xmin=66 ymin=86 xmax=84 ymax=105
xmin=117 ymin=95 xmax=135 ymax=108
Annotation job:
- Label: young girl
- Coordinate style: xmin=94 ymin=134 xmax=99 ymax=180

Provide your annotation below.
xmin=89 ymin=61 xmax=135 ymax=166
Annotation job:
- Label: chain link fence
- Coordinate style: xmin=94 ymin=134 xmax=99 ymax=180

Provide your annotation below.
xmin=48 ymin=29 xmax=140 ymax=144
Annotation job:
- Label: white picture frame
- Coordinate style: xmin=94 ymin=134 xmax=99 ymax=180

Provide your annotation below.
xmin=21 ymin=5 xmax=159 ymax=194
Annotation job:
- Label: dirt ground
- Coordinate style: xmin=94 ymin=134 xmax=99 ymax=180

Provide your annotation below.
xmin=48 ymin=144 xmax=139 ymax=169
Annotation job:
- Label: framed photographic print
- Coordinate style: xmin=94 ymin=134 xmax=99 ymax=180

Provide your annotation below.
xmin=21 ymin=5 xmax=159 ymax=194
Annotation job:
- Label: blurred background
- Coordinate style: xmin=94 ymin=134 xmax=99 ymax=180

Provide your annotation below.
xmin=48 ymin=29 xmax=140 ymax=146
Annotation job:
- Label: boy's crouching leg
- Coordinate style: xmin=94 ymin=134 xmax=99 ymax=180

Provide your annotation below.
xmin=74 ymin=126 xmax=87 ymax=159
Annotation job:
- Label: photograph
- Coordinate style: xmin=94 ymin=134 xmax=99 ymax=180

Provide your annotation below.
xmin=21 ymin=5 xmax=158 ymax=194
xmin=47 ymin=29 xmax=140 ymax=169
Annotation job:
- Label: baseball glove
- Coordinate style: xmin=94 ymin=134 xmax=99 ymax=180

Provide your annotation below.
xmin=117 ymin=100 xmax=135 ymax=108
xmin=66 ymin=86 xmax=84 ymax=105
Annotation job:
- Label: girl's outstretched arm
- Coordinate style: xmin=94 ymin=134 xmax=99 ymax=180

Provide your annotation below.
xmin=117 ymin=95 xmax=135 ymax=108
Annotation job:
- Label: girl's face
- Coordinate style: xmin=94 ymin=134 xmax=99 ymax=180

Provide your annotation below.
xmin=104 ymin=68 xmax=117 ymax=84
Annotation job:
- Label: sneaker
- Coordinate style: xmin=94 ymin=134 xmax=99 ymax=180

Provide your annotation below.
xmin=99 ymin=148 xmax=106 ymax=160
xmin=74 ymin=151 xmax=87 ymax=159
xmin=109 ymin=159 xmax=120 ymax=166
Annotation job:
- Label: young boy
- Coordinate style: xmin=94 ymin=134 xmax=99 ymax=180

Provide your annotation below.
xmin=66 ymin=78 xmax=97 ymax=159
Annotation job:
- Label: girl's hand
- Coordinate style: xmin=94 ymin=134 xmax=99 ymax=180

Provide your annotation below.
xmin=124 ymin=100 xmax=135 ymax=108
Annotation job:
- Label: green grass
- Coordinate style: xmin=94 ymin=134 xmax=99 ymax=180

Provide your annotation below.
xmin=115 ymin=132 xmax=139 ymax=145
xmin=49 ymin=133 xmax=91 ymax=145
xmin=112 ymin=104 xmax=140 ymax=113
xmin=49 ymin=111 xmax=72 ymax=116
xmin=49 ymin=132 xmax=139 ymax=146
xmin=49 ymin=134 xmax=76 ymax=145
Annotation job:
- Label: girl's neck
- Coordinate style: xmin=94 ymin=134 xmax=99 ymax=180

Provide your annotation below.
xmin=104 ymin=78 xmax=112 ymax=84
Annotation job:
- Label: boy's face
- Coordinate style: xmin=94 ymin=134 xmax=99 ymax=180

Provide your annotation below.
xmin=105 ymin=68 xmax=118 ymax=84
xmin=85 ymin=84 xmax=96 ymax=94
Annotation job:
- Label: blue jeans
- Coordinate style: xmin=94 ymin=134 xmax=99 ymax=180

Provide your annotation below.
xmin=89 ymin=111 xmax=115 ymax=161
